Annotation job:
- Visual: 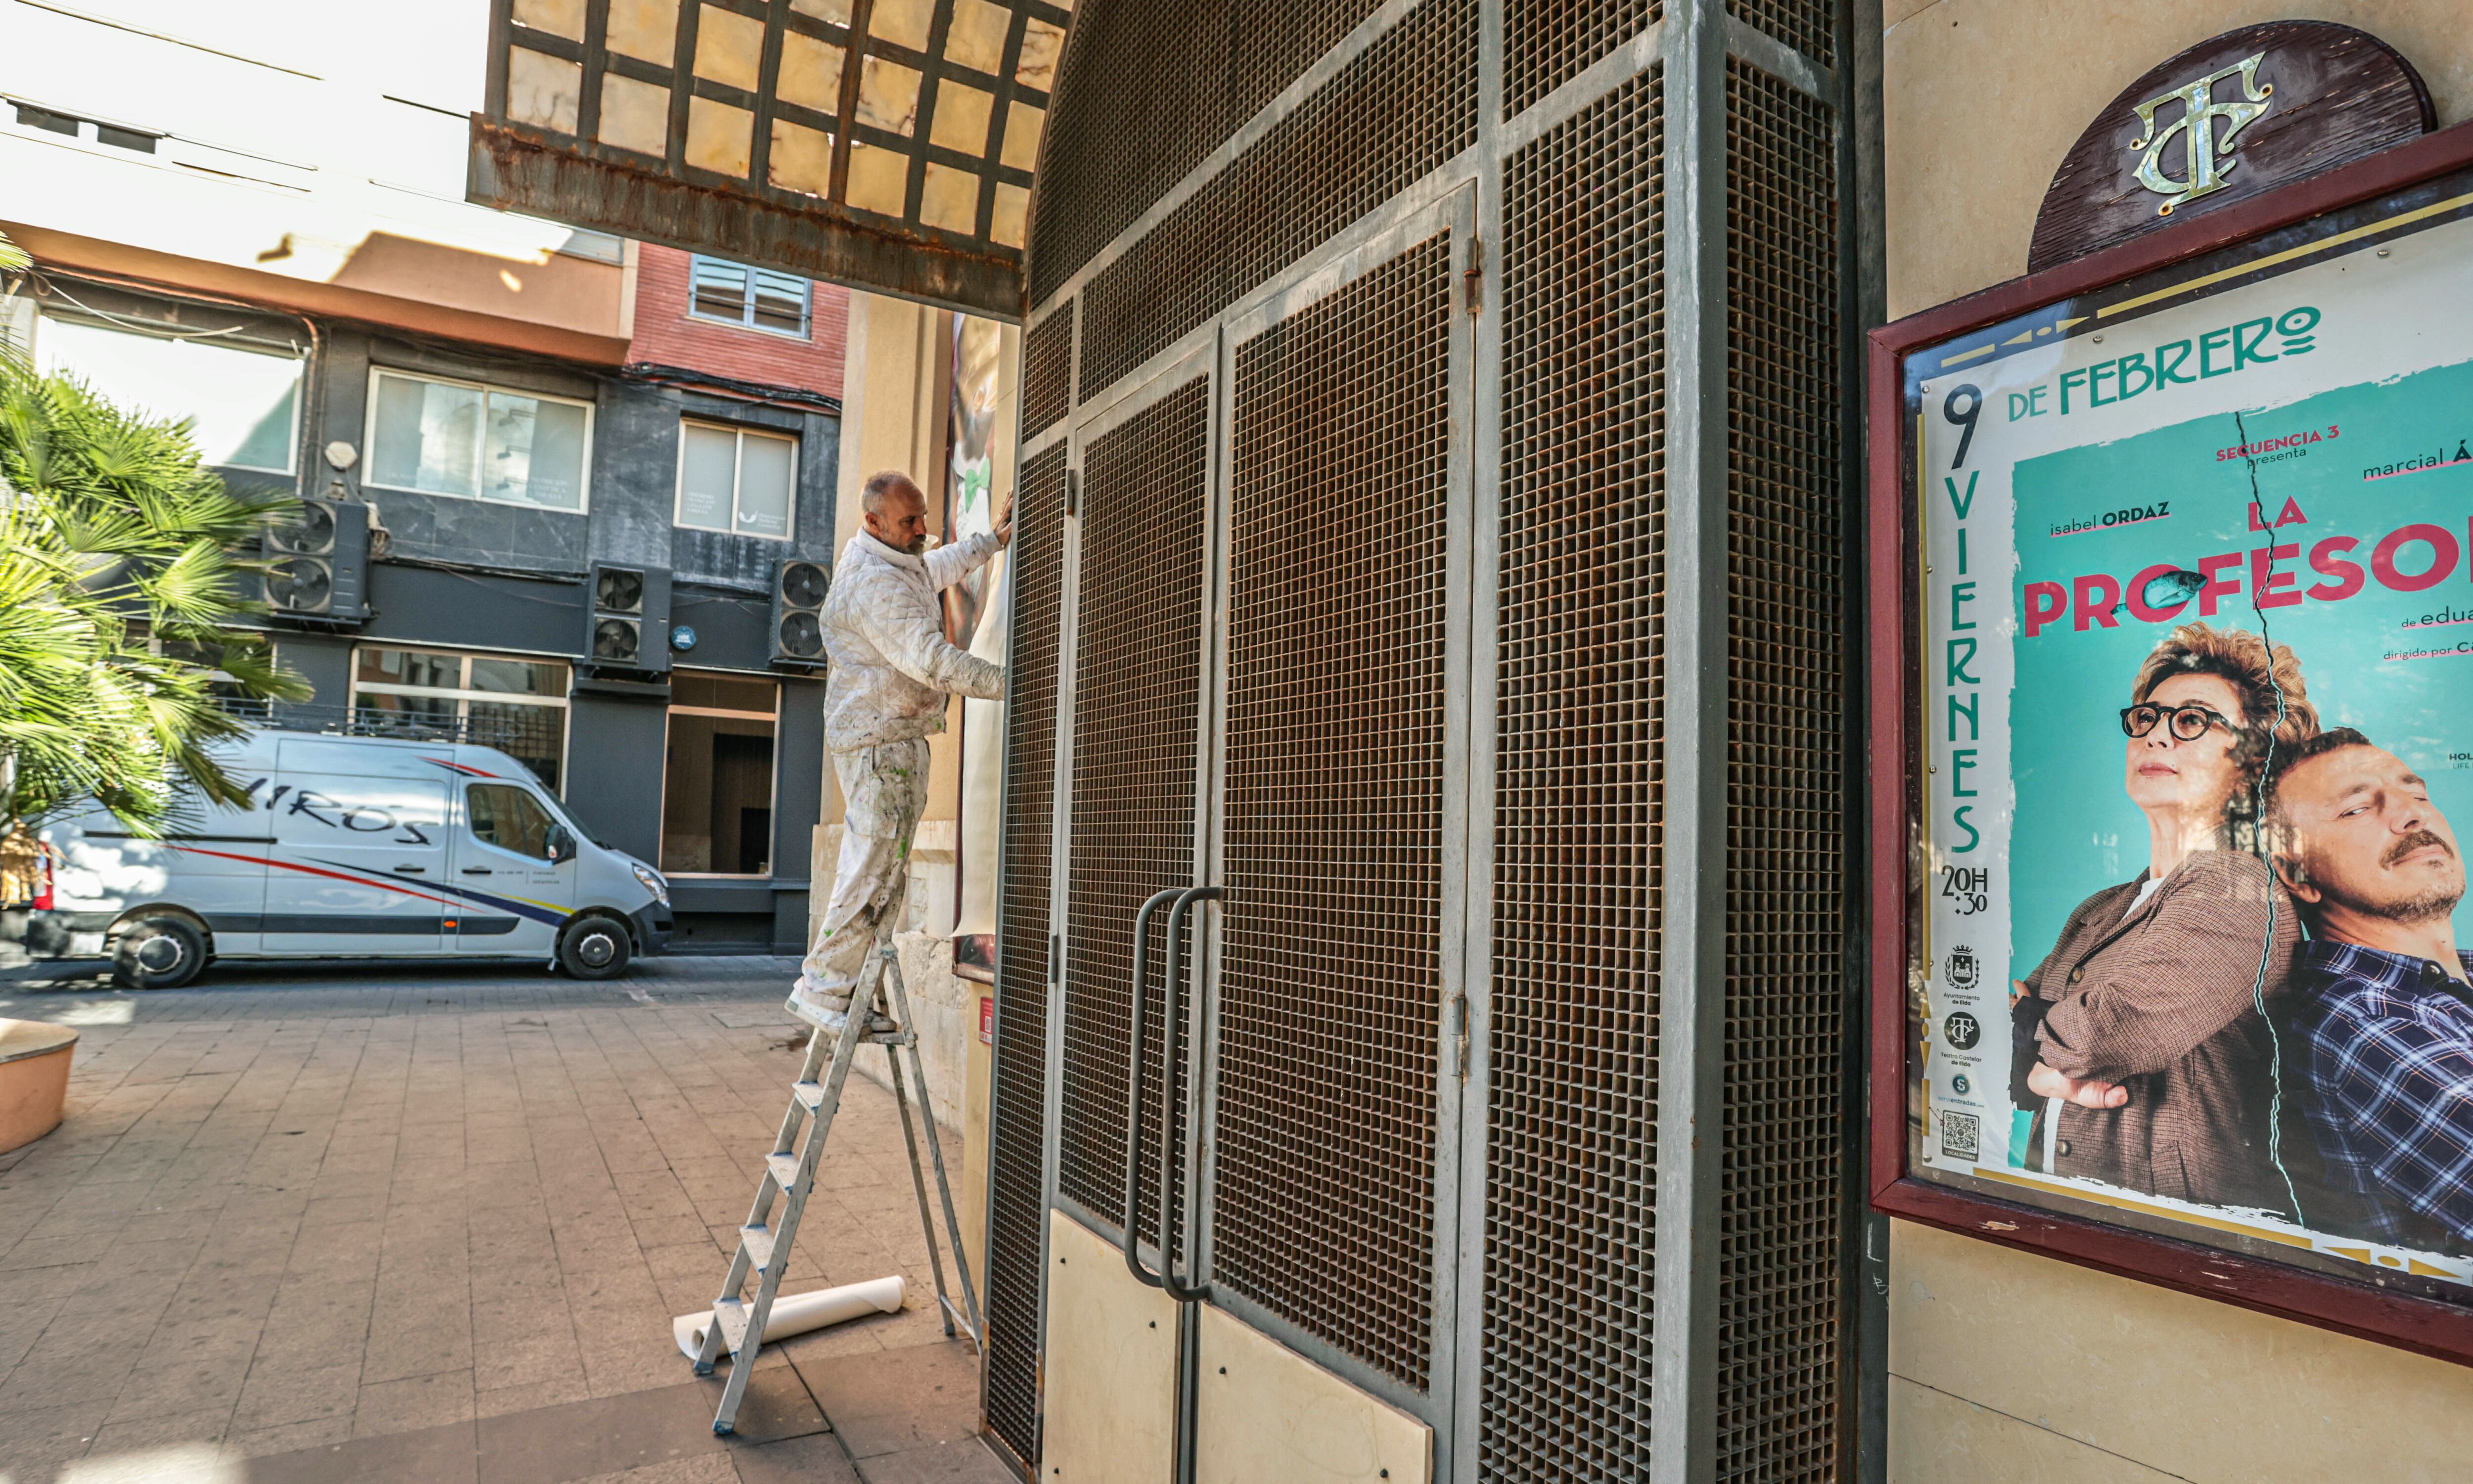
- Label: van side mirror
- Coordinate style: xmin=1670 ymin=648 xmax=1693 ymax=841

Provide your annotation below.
xmin=546 ymin=825 xmax=577 ymax=865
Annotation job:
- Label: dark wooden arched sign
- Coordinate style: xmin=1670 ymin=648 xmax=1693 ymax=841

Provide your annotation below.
xmin=2028 ymin=21 xmax=2433 ymax=272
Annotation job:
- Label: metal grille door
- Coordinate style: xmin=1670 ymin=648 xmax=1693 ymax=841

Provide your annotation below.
xmin=1482 ymin=70 xmax=1666 ymax=1483
xmin=1211 ymin=230 xmax=1457 ymax=1393
xmin=1716 ymin=54 xmax=1847 ymax=1481
xmin=1057 ymin=373 xmax=1214 ymax=1251
xmin=983 ymin=445 xmax=1069 ymax=1469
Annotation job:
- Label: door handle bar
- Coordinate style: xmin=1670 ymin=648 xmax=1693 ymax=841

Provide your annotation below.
xmin=1121 ymin=886 xmax=1187 ymax=1289
xmin=1157 ymin=885 xmax=1222 ymax=1304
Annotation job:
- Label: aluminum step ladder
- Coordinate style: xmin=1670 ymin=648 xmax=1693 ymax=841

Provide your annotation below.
xmin=692 ymin=929 xmax=983 ymax=1435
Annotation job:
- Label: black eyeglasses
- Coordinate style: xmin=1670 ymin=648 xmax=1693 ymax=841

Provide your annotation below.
xmin=2119 ymin=703 xmax=2239 ymax=741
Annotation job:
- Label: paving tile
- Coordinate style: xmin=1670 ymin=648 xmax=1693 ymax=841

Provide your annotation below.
xmin=86 ymin=1402 xmax=235 ymax=1457
xmin=0 ymin=1398 xmax=114 ymax=1479
xmin=354 ymin=1368 xmax=476 ymax=1437
xmin=221 ymin=1412 xmax=359 ymax=1460
xmin=104 ymin=1355 xmax=251 ymax=1419
xmin=790 ymin=1341 xmax=982 ymax=1460
xmin=234 ymin=1355 xmax=364 ymax=1430
xmin=472 ymin=1367 xmax=826 ymax=1484
xmin=850 ymin=1439 xmax=1020 ymax=1484
xmin=361 ymin=1316 xmax=476 ymax=1384
xmin=242 ymin=1416 xmax=480 ymax=1484
xmin=731 ymin=1431 xmax=867 ymax=1484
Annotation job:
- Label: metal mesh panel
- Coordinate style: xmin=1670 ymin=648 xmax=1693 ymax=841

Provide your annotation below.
xmin=1027 ymin=0 xmax=1387 ymax=307
xmin=1057 ymin=378 xmax=1212 ymax=1251
xmin=1482 ymin=72 xmax=1664 ymax=1483
xmin=1718 ymin=56 xmax=1844 ymax=1481
xmin=1023 ymin=303 xmax=1075 ymax=438
xmin=1076 ymin=0 xmax=1477 ymax=402
xmin=983 ymin=443 xmax=1069 ymax=1468
xmin=1727 ymin=0 xmax=1836 ymax=68
xmin=1503 ymin=0 xmax=1659 ymax=119
xmin=1213 ymin=234 xmax=1452 ymax=1391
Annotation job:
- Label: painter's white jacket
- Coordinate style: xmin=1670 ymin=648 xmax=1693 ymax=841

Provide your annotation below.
xmin=821 ymin=529 xmax=1006 ymax=752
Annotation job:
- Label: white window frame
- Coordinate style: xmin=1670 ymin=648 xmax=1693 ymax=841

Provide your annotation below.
xmin=33 ymin=310 xmax=305 ymax=476
xmin=674 ymin=419 xmax=799 ymax=541
xmin=347 ymin=644 xmax=573 ymax=793
xmin=686 ymin=256 xmax=812 ymax=339
xmin=658 ymin=673 xmax=781 ymax=880
xmin=363 ymin=367 xmax=597 ymax=513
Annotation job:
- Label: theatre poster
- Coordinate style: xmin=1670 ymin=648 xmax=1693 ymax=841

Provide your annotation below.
xmin=1901 ymin=172 xmax=2473 ymax=1303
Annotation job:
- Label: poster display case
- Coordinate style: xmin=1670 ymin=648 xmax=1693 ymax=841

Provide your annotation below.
xmin=1870 ymin=120 xmax=2473 ymax=1364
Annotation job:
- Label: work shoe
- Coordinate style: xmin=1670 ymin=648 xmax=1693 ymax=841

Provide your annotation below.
xmin=785 ymin=984 xmax=852 ymax=1031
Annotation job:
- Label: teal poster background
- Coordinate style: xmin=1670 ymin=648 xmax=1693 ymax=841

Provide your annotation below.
xmin=2009 ymin=357 xmax=2473 ymax=972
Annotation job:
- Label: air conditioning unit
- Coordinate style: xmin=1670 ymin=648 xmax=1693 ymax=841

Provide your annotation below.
xmin=262 ymin=499 xmax=370 ymax=626
xmin=583 ymin=562 xmax=672 ymax=675
xmin=769 ymin=557 xmax=829 ymax=671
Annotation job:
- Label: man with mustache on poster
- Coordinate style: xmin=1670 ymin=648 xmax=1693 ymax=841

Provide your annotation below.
xmin=2268 ymin=729 xmax=2473 ymax=1250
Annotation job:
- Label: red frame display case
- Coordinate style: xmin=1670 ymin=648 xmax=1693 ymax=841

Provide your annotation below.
xmin=1866 ymin=119 xmax=2473 ymax=1367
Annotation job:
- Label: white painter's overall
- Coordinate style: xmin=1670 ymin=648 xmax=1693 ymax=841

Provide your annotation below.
xmin=793 ymin=529 xmax=1005 ymax=1022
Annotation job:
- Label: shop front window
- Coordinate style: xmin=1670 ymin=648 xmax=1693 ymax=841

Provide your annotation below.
xmin=661 ymin=672 xmax=778 ymax=876
xmin=351 ymin=646 xmax=570 ymax=792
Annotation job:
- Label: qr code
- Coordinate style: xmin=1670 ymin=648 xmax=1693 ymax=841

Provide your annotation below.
xmin=1939 ymin=1110 xmax=1980 ymax=1160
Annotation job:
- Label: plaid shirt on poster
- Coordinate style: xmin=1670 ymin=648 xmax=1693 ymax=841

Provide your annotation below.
xmin=2290 ymin=940 xmax=2473 ymax=1246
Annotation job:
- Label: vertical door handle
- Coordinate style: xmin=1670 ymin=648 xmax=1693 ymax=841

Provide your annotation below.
xmin=1120 ymin=887 xmax=1186 ymax=1290
xmin=1157 ymin=885 xmax=1223 ymax=1304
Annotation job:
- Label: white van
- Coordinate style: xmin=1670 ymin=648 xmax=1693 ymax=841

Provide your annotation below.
xmin=26 ymin=728 xmax=673 ymax=988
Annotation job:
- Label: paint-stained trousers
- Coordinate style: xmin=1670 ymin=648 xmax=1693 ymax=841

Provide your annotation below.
xmin=794 ymin=738 xmax=933 ymax=1013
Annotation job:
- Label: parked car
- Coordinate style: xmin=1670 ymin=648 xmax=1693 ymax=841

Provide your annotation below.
xmin=24 ymin=728 xmax=672 ymax=988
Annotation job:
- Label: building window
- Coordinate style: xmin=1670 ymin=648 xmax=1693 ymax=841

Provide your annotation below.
xmin=676 ymin=421 xmax=797 ymax=539
xmin=688 ymin=256 xmax=810 ymax=338
xmin=366 ymin=369 xmax=593 ymax=511
xmin=661 ymin=672 xmax=778 ymax=877
xmin=34 ymin=315 xmax=301 ymax=473
xmin=349 ymin=646 xmax=571 ymax=792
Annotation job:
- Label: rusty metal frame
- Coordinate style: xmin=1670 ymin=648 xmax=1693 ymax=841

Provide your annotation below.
xmin=469 ymin=118 xmax=1025 ymax=320
xmin=472 ymin=0 xmax=1053 ymax=321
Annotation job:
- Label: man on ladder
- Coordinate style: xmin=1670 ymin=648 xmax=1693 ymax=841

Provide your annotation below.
xmin=789 ymin=468 xmax=1008 ymax=1034
xmin=693 ymin=469 xmax=1009 ymax=1436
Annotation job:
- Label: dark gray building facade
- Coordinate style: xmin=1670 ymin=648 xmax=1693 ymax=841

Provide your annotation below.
xmin=23 ymin=270 xmax=843 ymax=953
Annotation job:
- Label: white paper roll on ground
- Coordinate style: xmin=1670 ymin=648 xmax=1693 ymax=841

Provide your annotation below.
xmin=673 ymin=1275 xmax=906 ymax=1359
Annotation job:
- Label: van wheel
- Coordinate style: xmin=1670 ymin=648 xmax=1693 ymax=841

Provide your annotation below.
xmin=556 ymin=916 xmax=633 ymax=981
xmin=114 ymin=916 xmax=208 ymax=990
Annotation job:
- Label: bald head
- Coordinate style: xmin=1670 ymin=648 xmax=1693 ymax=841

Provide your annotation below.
xmin=861 ymin=470 xmax=929 ymax=554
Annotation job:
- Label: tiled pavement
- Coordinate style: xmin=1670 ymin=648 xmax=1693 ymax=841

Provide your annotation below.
xmin=0 ymin=956 xmax=1008 ymax=1484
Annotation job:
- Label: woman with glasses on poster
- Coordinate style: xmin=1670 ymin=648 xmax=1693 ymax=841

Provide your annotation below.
xmin=2009 ymin=622 xmax=2320 ymax=1214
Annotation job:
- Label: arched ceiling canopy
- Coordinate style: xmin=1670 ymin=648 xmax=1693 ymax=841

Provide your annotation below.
xmin=469 ymin=0 xmax=1069 ymax=320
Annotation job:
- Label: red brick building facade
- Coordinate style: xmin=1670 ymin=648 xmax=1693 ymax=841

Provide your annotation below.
xmin=628 ymin=243 xmax=850 ymax=402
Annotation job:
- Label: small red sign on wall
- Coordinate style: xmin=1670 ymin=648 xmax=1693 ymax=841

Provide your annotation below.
xmin=979 ymin=995 xmax=994 ymax=1045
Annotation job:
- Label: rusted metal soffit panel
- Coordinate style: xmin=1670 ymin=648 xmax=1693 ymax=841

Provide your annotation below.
xmin=470 ymin=120 xmax=1024 ymax=321
xmin=470 ymin=0 xmax=1067 ymax=323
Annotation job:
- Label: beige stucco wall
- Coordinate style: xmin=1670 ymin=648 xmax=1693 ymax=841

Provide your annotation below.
xmin=1889 ymin=1222 xmax=2473 ymax=1482
xmin=1883 ymin=0 xmax=2473 ymax=317
xmin=1883 ymin=4 xmax=2473 ymax=1476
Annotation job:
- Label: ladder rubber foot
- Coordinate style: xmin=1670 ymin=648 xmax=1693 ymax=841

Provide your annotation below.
xmin=713 ymin=1423 xmax=734 ymax=1437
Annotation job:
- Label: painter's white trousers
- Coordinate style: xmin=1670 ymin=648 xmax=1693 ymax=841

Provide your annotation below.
xmin=793 ymin=738 xmax=932 ymax=1020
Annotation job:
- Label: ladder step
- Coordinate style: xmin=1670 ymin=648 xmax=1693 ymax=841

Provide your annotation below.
xmin=792 ymin=1081 xmax=824 ymax=1110
xmin=713 ymin=1299 xmax=752 ymax=1355
xmin=740 ymin=1225 xmax=776 ymax=1272
xmin=766 ymin=1153 xmax=803 ymax=1191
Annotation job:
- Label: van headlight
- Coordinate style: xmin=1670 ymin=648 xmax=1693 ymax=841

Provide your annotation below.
xmin=631 ymin=862 xmax=670 ymax=907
